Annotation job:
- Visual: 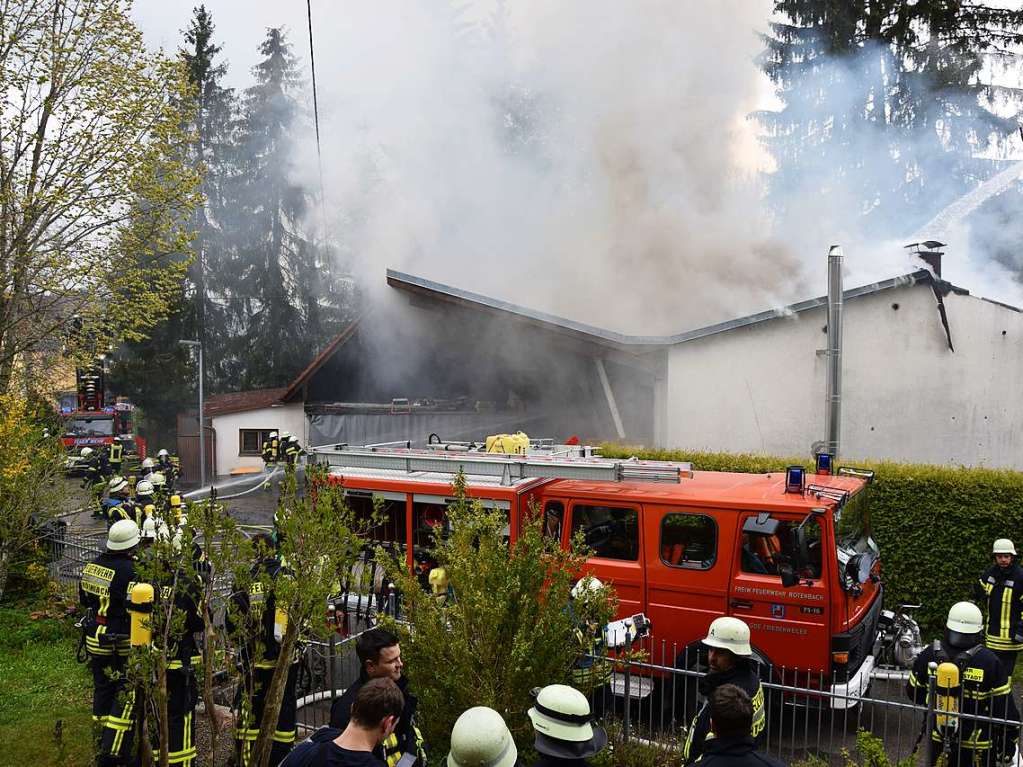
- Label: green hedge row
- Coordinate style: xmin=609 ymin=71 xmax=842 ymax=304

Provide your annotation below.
xmin=600 ymin=444 xmax=1023 ymax=636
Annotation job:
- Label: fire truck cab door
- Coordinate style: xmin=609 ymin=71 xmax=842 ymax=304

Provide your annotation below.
xmin=729 ymin=512 xmax=830 ymax=673
xmin=565 ymin=500 xmax=644 ymax=619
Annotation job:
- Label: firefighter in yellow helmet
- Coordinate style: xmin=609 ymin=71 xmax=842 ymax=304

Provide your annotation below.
xmin=975 ymin=539 xmax=1023 ymax=675
xmin=683 ymin=617 xmax=766 ymax=765
xmin=78 ymin=519 xmax=140 ymax=766
xmin=908 ymin=601 xmax=1020 ymax=767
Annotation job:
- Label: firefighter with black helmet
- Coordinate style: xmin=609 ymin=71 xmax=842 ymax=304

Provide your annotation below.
xmin=975 ymin=539 xmax=1023 ymax=675
xmin=683 ymin=617 xmax=766 ymax=765
xmin=908 ymin=601 xmax=1020 ymax=767
xmin=78 ymin=519 xmax=140 ymax=767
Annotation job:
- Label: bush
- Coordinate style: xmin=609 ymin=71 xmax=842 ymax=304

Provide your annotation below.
xmin=382 ymin=472 xmax=615 ymax=757
xmin=601 ymin=444 xmax=1023 ymax=636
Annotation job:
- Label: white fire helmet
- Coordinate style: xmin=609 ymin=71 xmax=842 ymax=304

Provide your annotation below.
xmin=107 ymin=520 xmax=140 ymax=551
xmin=157 ymin=449 xmax=169 ymax=458
xmin=141 ymin=517 xmax=170 ymax=542
xmin=447 ymin=707 xmax=518 ymax=767
xmin=80 ymin=447 xmax=94 ymax=458
xmin=570 ymin=576 xmax=604 ymax=600
xmin=528 ymin=685 xmax=607 ymax=757
xmin=142 ymin=457 xmax=156 ymax=469
xmin=269 ymin=431 xmax=278 ymax=439
xmin=135 ymin=480 xmax=154 ymax=497
xmin=702 ymin=616 xmax=753 ymax=657
xmin=993 ymin=539 xmax=1017 ymax=556
xmin=280 ymin=432 xmax=291 ymax=440
xmin=108 ymin=477 xmax=129 ymax=495
xmin=947 ymin=602 xmax=983 ymax=634
xmin=150 ymin=472 xmax=167 ymax=488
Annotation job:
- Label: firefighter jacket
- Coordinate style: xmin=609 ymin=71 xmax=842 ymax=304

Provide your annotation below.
xmin=140 ymin=549 xmax=205 ymax=668
xmin=227 ymin=556 xmax=291 ymax=670
xmin=280 ymin=438 xmax=304 ymax=465
xmin=975 ymin=564 xmax=1023 ymax=652
xmin=683 ymin=662 xmax=766 ymax=765
xmin=572 ymin=625 xmax=612 ymax=690
xmin=262 ymin=437 xmax=279 ymax=465
xmin=109 ymin=442 xmax=123 ymax=466
xmin=907 ymin=639 xmax=1020 ymax=757
xmin=79 ymin=550 xmax=138 ymax=656
xmin=107 ymin=500 xmax=143 ymax=528
xmin=329 ymin=671 xmax=426 ymax=767
xmin=692 ymin=736 xmax=787 ymax=767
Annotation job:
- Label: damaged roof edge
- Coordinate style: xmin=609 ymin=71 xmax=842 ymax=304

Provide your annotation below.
xmin=386 ymin=268 xmax=949 ymax=349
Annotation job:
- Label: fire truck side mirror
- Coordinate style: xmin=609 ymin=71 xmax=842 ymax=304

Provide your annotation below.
xmin=779 ymin=564 xmax=799 ymax=588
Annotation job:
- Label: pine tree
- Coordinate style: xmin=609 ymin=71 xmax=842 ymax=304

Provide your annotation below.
xmin=221 ymin=27 xmax=343 ymax=389
xmin=759 ymin=0 xmax=1023 ymax=240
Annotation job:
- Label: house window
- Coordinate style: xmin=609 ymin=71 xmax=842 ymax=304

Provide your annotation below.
xmin=239 ymin=428 xmax=275 ymax=457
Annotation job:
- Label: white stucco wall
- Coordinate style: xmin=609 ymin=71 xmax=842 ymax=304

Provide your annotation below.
xmin=664 ymin=283 xmax=1023 ymax=467
xmin=211 ymin=402 xmax=307 ymax=475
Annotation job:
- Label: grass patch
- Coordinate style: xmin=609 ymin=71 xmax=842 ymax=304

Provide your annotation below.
xmin=0 ymin=600 xmax=94 ymax=766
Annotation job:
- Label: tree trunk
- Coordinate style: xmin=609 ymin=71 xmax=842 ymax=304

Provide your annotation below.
xmin=0 ymin=544 xmax=11 ymax=603
xmin=250 ymin=618 xmax=301 ymax=767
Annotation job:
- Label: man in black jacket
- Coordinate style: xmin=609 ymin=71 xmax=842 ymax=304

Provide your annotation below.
xmin=683 ymin=617 xmax=766 ymax=765
xmin=975 ymin=539 xmax=1023 ymax=675
xmin=329 ymin=628 xmax=425 ymax=767
xmin=693 ymin=685 xmax=786 ymax=767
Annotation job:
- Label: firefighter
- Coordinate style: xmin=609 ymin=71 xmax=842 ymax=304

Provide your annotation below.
xmin=527 ymin=684 xmax=608 ymax=767
xmin=101 ymin=477 xmax=132 ymax=522
xmin=908 ymin=601 xmax=1021 ymax=767
xmin=447 ymin=706 xmax=519 ymax=767
xmin=150 ymin=471 xmax=168 ymax=510
xmin=229 ymin=534 xmax=300 ymax=767
xmin=156 ymin=448 xmax=176 ymax=485
xmin=974 ymin=539 xmax=1023 ymax=675
xmin=169 ymin=494 xmax=185 ymax=526
xmin=108 ymin=436 xmax=124 ymax=476
xmin=81 ymin=447 xmax=107 ymax=512
xmin=78 ymin=519 xmax=140 ymax=767
xmin=261 ymin=431 xmax=279 ymax=468
xmin=279 ymin=432 xmax=303 ymax=467
xmin=683 ymin=617 xmax=766 ymax=766
xmin=140 ymin=456 xmax=157 ymax=481
xmin=691 ymin=685 xmax=786 ymax=767
xmin=329 ymin=627 xmax=426 ymax=767
xmin=569 ymin=577 xmax=612 ymax=715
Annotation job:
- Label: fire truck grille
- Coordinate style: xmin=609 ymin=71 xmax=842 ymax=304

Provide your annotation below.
xmin=846 ymin=588 xmax=883 ymax=675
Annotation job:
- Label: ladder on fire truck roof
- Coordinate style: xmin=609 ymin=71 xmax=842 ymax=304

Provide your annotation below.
xmin=309 ymin=443 xmax=691 ymax=485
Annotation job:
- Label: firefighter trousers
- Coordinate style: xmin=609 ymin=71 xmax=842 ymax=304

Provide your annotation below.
xmin=90 ymin=653 xmax=137 ymax=766
xmin=234 ymin=664 xmax=298 ymax=767
xmin=167 ymin=667 xmax=198 ymax=766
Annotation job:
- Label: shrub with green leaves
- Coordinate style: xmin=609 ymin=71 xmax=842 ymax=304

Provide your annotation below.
xmin=602 ymin=444 xmax=1023 ymax=636
xmin=381 ymin=472 xmax=615 ymax=757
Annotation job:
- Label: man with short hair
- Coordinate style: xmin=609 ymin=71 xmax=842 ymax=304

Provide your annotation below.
xmin=281 ymin=678 xmax=405 ymax=767
xmin=692 ymin=685 xmax=786 ymax=767
xmin=329 ymin=628 xmax=425 ymax=767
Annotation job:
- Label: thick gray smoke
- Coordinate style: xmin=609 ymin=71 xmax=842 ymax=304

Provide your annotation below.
xmin=298 ymin=0 xmax=806 ymax=335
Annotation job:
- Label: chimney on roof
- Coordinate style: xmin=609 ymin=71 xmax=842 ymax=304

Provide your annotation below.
xmin=904 ymin=241 xmax=946 ymax=278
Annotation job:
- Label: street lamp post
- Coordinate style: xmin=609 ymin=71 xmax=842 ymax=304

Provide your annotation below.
xmin=178 ymin=340 xmax=205 ymax=488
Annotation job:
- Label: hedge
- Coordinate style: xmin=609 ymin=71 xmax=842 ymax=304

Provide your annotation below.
xmin=600 ymin=444 xmax=1023 ymax=636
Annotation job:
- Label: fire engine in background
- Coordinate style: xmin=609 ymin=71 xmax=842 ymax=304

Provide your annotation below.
xmin=310 ymin=435 xmax=888 ymax=712
xmin=62 ymin=364 xmax=146 ymax=475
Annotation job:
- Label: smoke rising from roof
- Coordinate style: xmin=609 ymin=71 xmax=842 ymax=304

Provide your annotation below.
xmin=299 ymin=0 xmax=813 ymax=334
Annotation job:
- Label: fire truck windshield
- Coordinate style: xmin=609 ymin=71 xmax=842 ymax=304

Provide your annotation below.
xmin=834 ymin=489 xmax=877 ymax=558
xmin=67 ymin=416 xmax=114 ymax=436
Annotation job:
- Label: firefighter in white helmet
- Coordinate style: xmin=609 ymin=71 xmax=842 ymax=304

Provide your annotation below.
xmin=975 ymin=539 xmax=1023 ymax=674
xmin=527 ymin=684 xmax=607 ymax=767
xmin=908 ymin=602 xmax=1020 ymax=766
xmin=261 ymin=431 xmax=279 ymax=468
xmin=447 ymin=706 xmax=519 ymax=767
xmin=79 ymin=519 xmax=140 ymax=766
xmin=683 ymin=617 xmax=765 ymax=765
xmin=568 ymin=577 xmax=611 ymax=711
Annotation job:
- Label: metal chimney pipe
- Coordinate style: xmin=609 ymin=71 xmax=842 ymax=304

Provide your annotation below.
xmin=825 ymin=245 xmax=844 ymax=458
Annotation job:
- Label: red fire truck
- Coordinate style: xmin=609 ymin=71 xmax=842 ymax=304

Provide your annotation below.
xmin=62 ymin=365 xmax=146 ymax=470
xmin=311 ymin=439 xmax=881 ymax=709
